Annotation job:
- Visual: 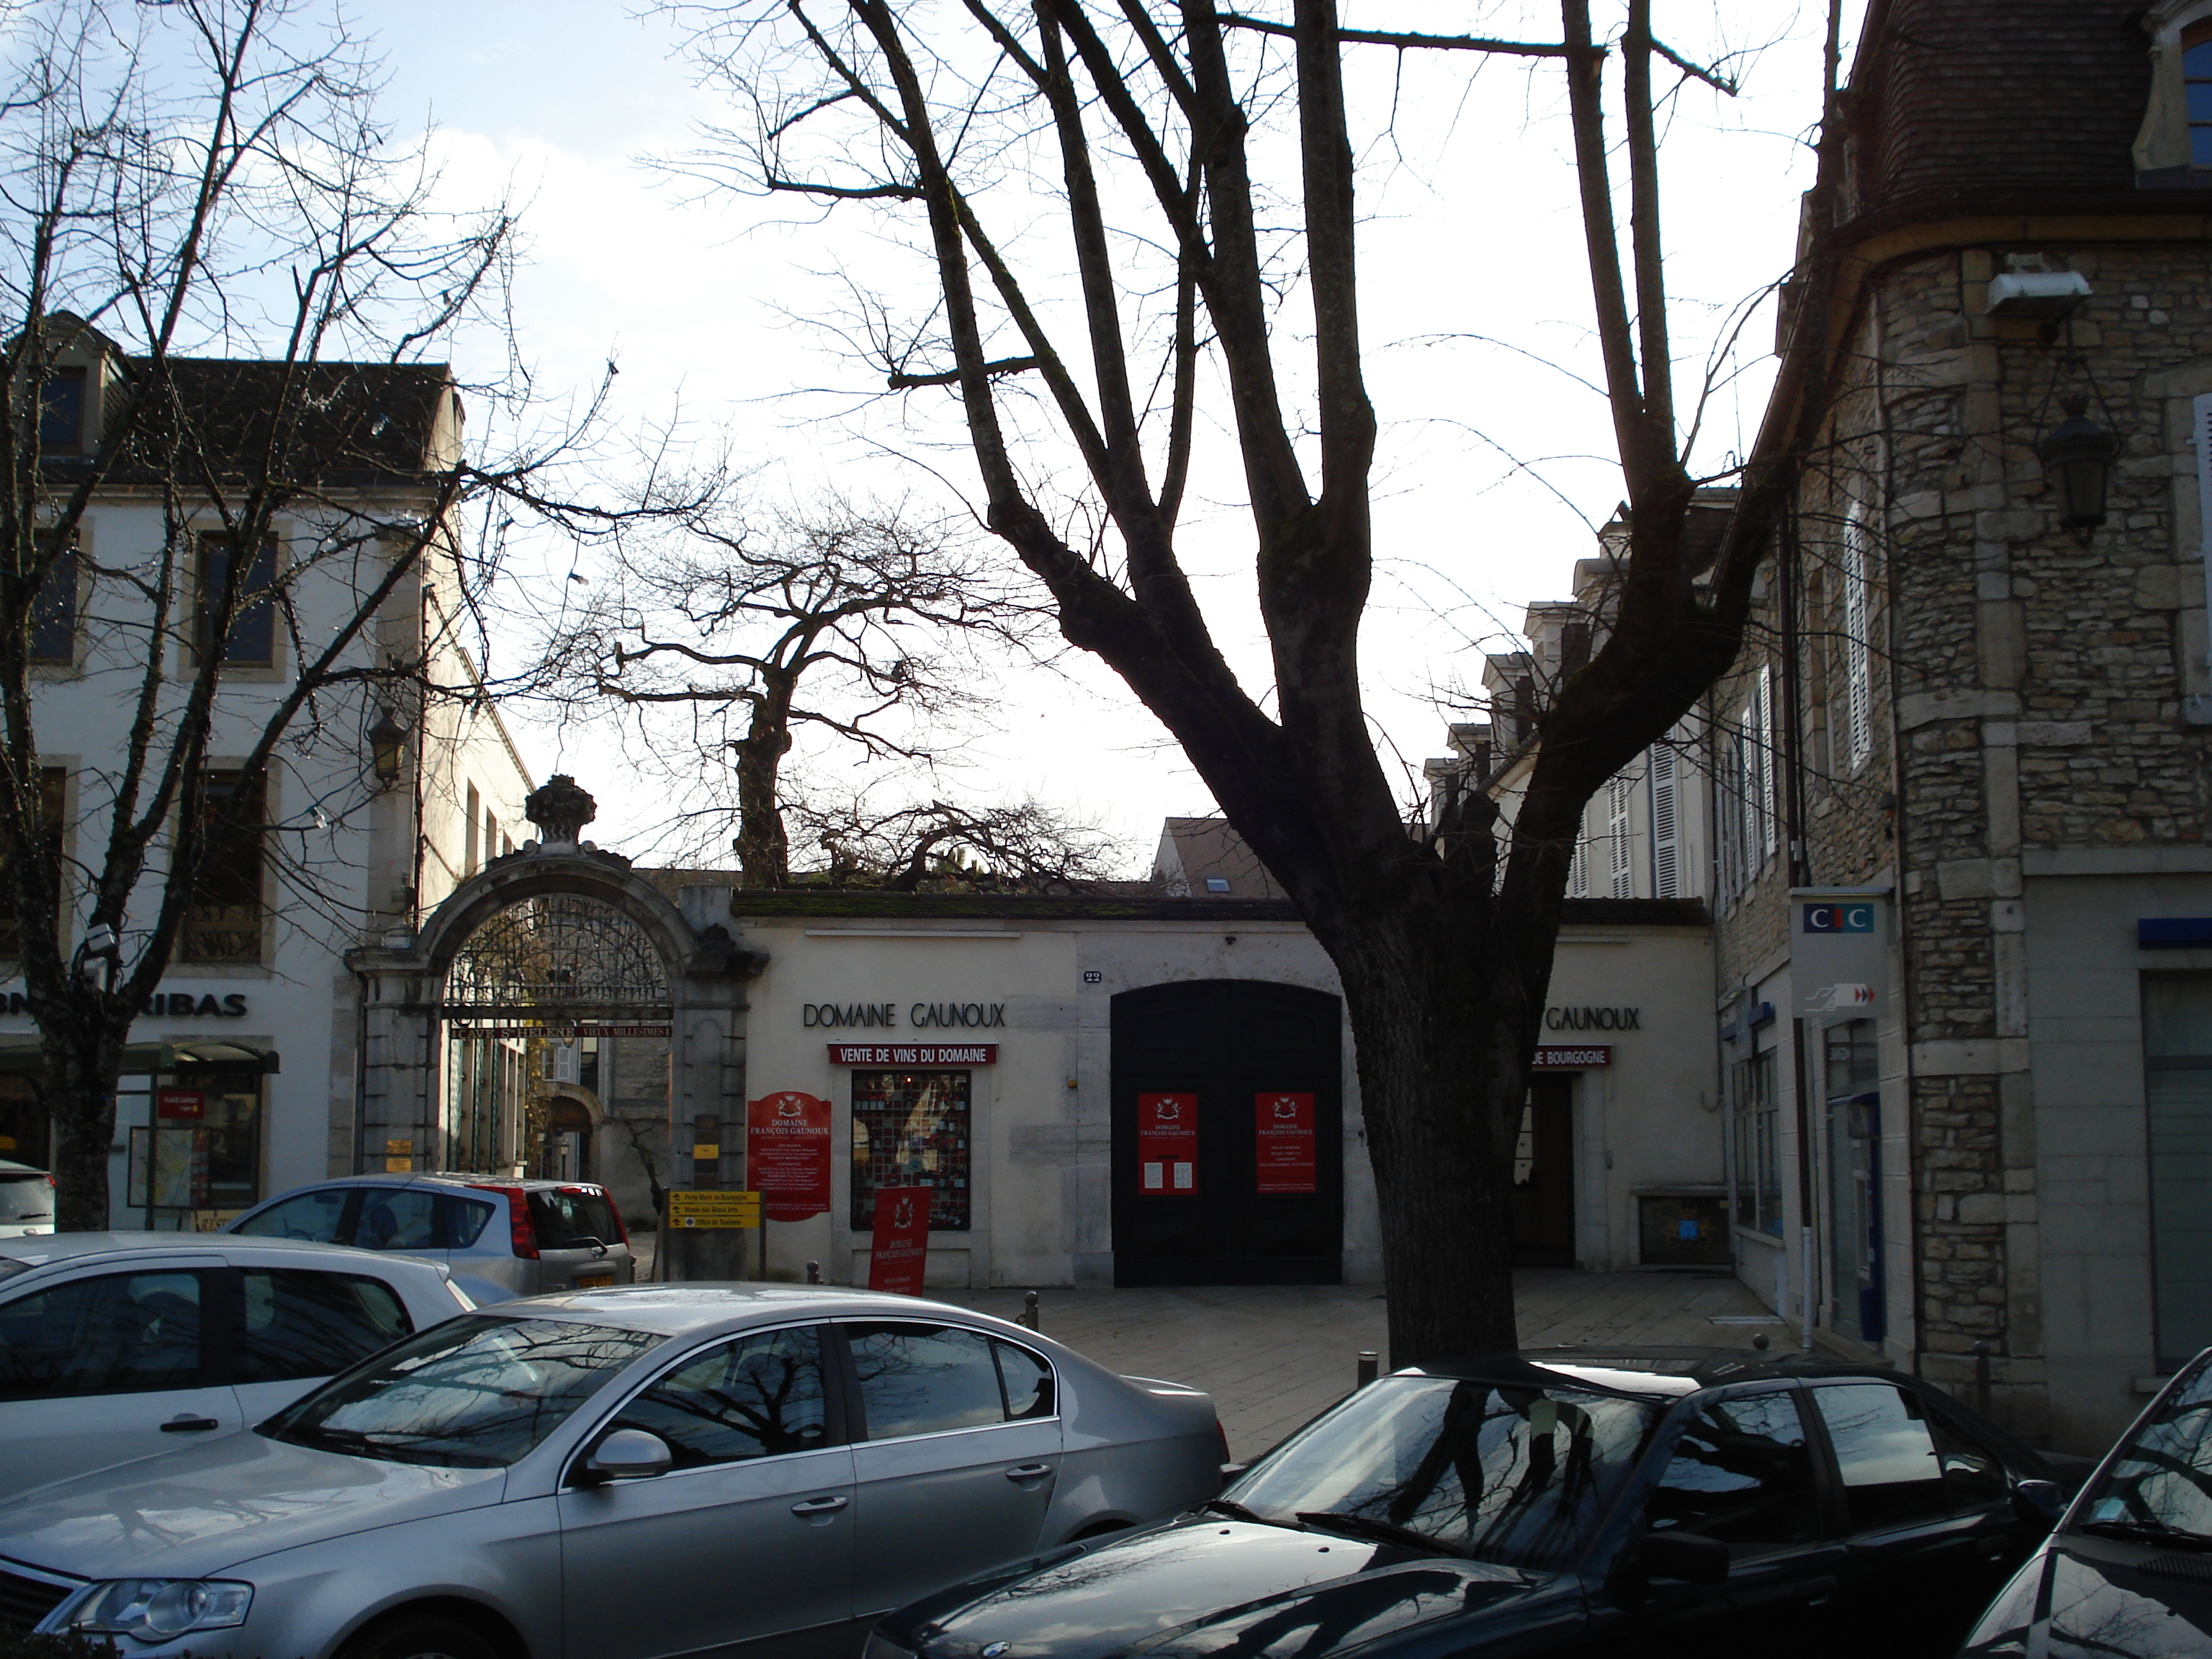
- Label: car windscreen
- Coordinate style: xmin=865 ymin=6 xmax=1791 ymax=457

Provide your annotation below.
xmin=2075 ymin=1354 xmax=2212 ymax=1542
xmin=261 ymin=1314 xmax=660 ymax=1468
xmin=0 ymin=1173 xmax=51 ymax=1223
xmin=529 ymin=1187 xmax=621 ymax=1251
xmin=1228 ymin=1375 xmax=1660 ymax=1572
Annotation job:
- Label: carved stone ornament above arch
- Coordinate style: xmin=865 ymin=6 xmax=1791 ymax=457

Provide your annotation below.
xmin=2134 ymin=0 xmax=2212 ymax=177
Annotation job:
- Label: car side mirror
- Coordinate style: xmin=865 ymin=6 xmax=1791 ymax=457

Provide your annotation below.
xmin=2011 ymin=1478 xmax=2064 ymax=1531
xmin=583 ymin=1428 xmax=673 ymax=1483
xmin=1635 ymin=1531 xmax=1731 ymax=1585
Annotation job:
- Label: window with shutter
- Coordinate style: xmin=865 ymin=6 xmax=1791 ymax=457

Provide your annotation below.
xmin=1607 ymin=774 xmax=1633 ymax=897
xmin=1756 ymin=665 xmax=1778 ymax=861
xmin=1844 ymin=507 xmax=1873 ymax=770
xmin=1568 ymin=804 xmax=1588 ymax=897
xmin=1648 ymin=742 xmax=1679 ymax=899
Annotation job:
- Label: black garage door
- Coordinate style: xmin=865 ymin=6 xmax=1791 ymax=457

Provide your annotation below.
xmin=1110 ymin=979 xmax=1344 ymax=1286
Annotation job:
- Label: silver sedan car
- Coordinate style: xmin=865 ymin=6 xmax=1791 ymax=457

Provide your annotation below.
xmin=5 ymin=1285 xmax=1225 ymax=1659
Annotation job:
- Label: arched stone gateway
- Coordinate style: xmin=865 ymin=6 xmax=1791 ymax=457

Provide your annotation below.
xmin=346 ymin=777 xmax=761 ymax=1224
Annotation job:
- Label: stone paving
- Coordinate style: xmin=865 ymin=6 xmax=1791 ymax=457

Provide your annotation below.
xmin=932 ymin=1267 xmax=1779 ymax=1459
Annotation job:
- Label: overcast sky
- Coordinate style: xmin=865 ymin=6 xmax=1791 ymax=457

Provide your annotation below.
xmin=356 ymin=0 xmax=1843 ymax=871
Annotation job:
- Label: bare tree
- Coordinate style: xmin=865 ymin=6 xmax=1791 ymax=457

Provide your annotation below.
xmin=0 ymin=0 xmax=650 ymax=1226
xmin=527 ymin=497 xmax=1046 ymax=885
xmin=678 ymin=0 xmax=1848 ymax=1362
xmin=793 ymin=794 xmax=1124 ymax=891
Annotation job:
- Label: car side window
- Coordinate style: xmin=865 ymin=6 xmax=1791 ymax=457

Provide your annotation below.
xmin=1812 ymin=1383 xmax=1951 ymax=1532
xmin=994 ymin=1339 xmax=1054 ymax=1420
xmin=354 ymin=1188 xmax=437 ymax=1251
xmin=848 ymin=1321 xmax=1007 ymax=1439
xmin=1924 ymin=1405 xmax=2011 ymax=1511
xmin=1647 ymin=1388 xmax=1823 ymax=1556
xmin=233 ymin=1269 xmax=414 ymax=1385
xmin=614 ymin=1326 xmax=828 ymax=1467
xmin=439 ymin=1195 xmax=497 ymax=1249
xmin=0 ymin=1269 xmax=210 ymax=1400
xmin=233 ymin=1188 xmax=352 ymax=1243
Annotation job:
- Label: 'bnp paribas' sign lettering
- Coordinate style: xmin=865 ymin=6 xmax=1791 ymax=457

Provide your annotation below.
xmin=0 ymin=986 xmax=248 ymax=1018
xmin=1544 ymin=1005 xmax=1640 ymax=1032
xmin=802 ymin=1001 xmax=1007 ymax=1030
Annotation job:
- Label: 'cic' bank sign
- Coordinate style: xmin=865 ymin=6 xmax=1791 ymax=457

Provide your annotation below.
xmin=1802 ymin=900 xmax=1876 ymax=934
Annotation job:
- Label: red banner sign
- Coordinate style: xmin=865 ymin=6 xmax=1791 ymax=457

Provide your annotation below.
xmin=867 ymin=1185 xmax=932 ymax=1295
xmin=1136 ymin=1093 xmax=1199 ymax=1195
xmin=746 ymin=1091 xmax=833 ymax=1222
xmin=1254 ymin=1092 xmax=1317 ymax=1193
xmin=156 ymin=1089 xmax=206 ymax=1121
xmin=1532 ymin=1046 xmax=1611 ymax=1069
xmin=828 ymin=1044 xmax=997 ymax=1066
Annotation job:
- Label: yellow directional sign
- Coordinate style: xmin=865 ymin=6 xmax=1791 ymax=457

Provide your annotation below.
xmin=667 ymin=1190 xmax=762 ymax=1229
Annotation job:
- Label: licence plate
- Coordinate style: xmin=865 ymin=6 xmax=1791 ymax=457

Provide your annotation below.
xmin=575 ymin=1272 xmax=615 ymax=1288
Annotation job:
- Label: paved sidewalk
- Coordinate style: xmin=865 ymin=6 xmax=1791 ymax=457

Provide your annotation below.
xmin=933 ymin=1268 xmax=1778 ymax=1458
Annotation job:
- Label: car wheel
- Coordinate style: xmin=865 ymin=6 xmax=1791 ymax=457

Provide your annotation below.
xmin=338 ymin=1614 xmax=503 ymax=1659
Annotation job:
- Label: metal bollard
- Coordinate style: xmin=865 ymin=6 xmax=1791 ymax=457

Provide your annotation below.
xmin=806 ymin=1260 xmax=822 ymax=1286
xmin=1021 ymin=1290 xmax=1041 ymax=1332
xmin=1973 ymin=1339 xmax=1993 ymax=1417
xmin=1356 ymin=1350 xmax=1380 ymax=1389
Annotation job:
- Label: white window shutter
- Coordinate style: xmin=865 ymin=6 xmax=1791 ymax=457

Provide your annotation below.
xmin=1844 ymin=506 xmax=1873 ymax=768
xmin=1608 ymin=773 xmax=1633 ymax=897
xmin=1648 ymin=741 xmax=1679 ymax=898
xmin=1756 ymin=665 xmax=1777 ymax=859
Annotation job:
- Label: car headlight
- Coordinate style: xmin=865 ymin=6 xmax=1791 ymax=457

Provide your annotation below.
xmin=47 ymin=1578 xmax=253 ymax=1642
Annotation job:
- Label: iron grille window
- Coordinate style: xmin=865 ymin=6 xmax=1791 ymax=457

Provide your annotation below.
xmin=850 ymin=1069 xmax=971 ymax=1232
xmin=181 ymin=770 xmax=265 ymax=963
xmin=444 ymin=893 xmax=670 ymax=1010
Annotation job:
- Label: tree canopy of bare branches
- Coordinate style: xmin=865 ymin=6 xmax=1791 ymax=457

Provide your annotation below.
xmin=673 ymin=0 xmax=1846 ymax=1362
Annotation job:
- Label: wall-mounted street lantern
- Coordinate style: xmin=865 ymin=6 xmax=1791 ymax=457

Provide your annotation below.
xmin=2036 ymin=393 xmax=2119 ymax=540
xmin=367 ymin=709 xmax=410 ymax=785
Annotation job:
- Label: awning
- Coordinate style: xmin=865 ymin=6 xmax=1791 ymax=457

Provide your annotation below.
xmin=0 ymin=1039 xmax=281 ymax=1079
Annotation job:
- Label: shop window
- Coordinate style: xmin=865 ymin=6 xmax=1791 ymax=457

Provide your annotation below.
xmin=0 ymin=768 xmax=66 ymax=959
xmin=29 ymin=531 xmax=77 ymax=665
xmin=127 ymin=1069 xmax=262 ymax=1222
xmin=0 ymin=1075 xmax=48 ymax=1164
xmin=181 ymin=770 xmax=264 ymax=963
xmin=194 ymin=532 xmax=277 ymax=667
xmin=2144 ymin=975 xmax=2212 ymax=1367
xmin=1732 ymin=1048 xmax=1782 ymax=1237
xmin=850 ymin=1069 xmax=971 ymax=1231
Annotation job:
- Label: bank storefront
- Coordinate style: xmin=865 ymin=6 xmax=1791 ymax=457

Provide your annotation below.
xmin=724 ymin=893 xmax=1719 ymax=1288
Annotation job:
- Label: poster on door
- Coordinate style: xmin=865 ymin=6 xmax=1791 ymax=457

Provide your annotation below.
xmin=1254 ymin=1093 xmax=1317 ymax=1193
xmin=1136 ymin=1093 xmax=1199 ymax=1195
xmin=746 ymin=1090 xmax=834 ymax=1220
xmin=867 ymin=1185 xmax=932 ymax=1295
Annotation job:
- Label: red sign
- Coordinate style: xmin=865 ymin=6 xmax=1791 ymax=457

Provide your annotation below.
xmin=828 ymin=1044 xmax=997 ymax=1066
xmin=156 ymin=1089 xmax=206 ymax=1121
xmin=1136 ymin=1094 xmax=1199 ymax=1196
xmin=746 ymin=1091 xmax=833 ymax=1222
xmin=1254 ymin=1093 xmax=1317 ymax=1193
xmin=1532 ymin=1046 xmax=1611 ymax=1069
xmin=867 ymin=1185 xmax=932 ymax=1295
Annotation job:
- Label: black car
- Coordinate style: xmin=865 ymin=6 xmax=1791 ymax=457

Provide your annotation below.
xmin=1957 ymin=1346 xmax=2212 ymax=1657
xmin=866 ymin=1347 xmax=2069 ymax=1659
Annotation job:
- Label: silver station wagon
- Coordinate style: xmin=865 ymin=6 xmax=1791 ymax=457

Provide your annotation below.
xmin=2 ymin=1285 xmax=1225 ymax=1659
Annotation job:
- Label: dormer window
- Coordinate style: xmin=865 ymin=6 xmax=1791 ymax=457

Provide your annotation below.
xmin=1204 ymin=876 xmax=1231 ymax=894
xmin=39 ymin=367 xmax=84 ymax=451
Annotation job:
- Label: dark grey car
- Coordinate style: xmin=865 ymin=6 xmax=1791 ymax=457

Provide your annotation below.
xmin=225 ymin=1173 xmax=634 ymax=1303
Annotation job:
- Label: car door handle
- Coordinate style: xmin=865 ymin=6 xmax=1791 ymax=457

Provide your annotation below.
xmin=791 ymin=1495 xmax=850 ymax=1516
xmin=1004 ymin=1464 xmax=1053 ymax=1480
xmin=1794 ymin=1575 xmax=1838 ymax=1601
xmin=161 ymin=1415 xmax=221 ymax=1433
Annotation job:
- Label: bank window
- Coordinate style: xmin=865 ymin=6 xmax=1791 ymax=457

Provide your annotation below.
xmin=851 ymin=1069 xmax=971 ymax=1231
xmin=1732 ymin=1047 xmax=1781 ymax=1237
xmin=0 ymin=768 xmax=67 ymax=959
xmin=181 ymin=770 xmax=265 ymax=963
xmin=127 ymin=1069 xmax=263 ymax=1223
xmin=195 ymin=532 xmax=278 ymax=667
xmin=2144 ymin=976 xmax=2212 ymax=1367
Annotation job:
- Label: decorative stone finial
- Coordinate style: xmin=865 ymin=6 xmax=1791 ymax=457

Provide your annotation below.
xmin=524 ymin=774 xmax=596 ymax=845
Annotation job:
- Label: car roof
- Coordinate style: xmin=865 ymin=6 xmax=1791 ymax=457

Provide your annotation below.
xmin=471 ymin=1282 xmax=1048 ymax=1341
xmin=0 ymin=1159 xmax=45 ymax=1176
xmin=0 ymin=1231 xmax=448 ymax=1274
xmin=1397 ymin=1345 xmax=1912 ymax=1399
xmin=242 ymin=1173 xmax=606 ymax=1201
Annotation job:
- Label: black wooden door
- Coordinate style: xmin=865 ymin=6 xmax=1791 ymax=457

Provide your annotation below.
xmin=1511 ymin=1075 xmax=1577 ymax=1267
xmin=1110 ymin=979 xmax=1343 ymax=1286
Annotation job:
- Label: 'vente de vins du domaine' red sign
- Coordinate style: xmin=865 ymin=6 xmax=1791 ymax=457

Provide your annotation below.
xmin=867 ymin=1185 xmax=932 ymax=1295
xmin=1136 ymin=1094 xmax=1198 ymax=1195
xmin=1254 ymin=1093 xmax=1317 ymax=1193
xmin=827 ymin=1044 xmax=997 ymax=1066
xmin=746 ymin=1091 xmax=833 ymax=1221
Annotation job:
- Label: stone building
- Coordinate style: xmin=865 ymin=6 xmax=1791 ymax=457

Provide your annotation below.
xmin=1712 ymin=0 xmax=2212 ymax=1451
